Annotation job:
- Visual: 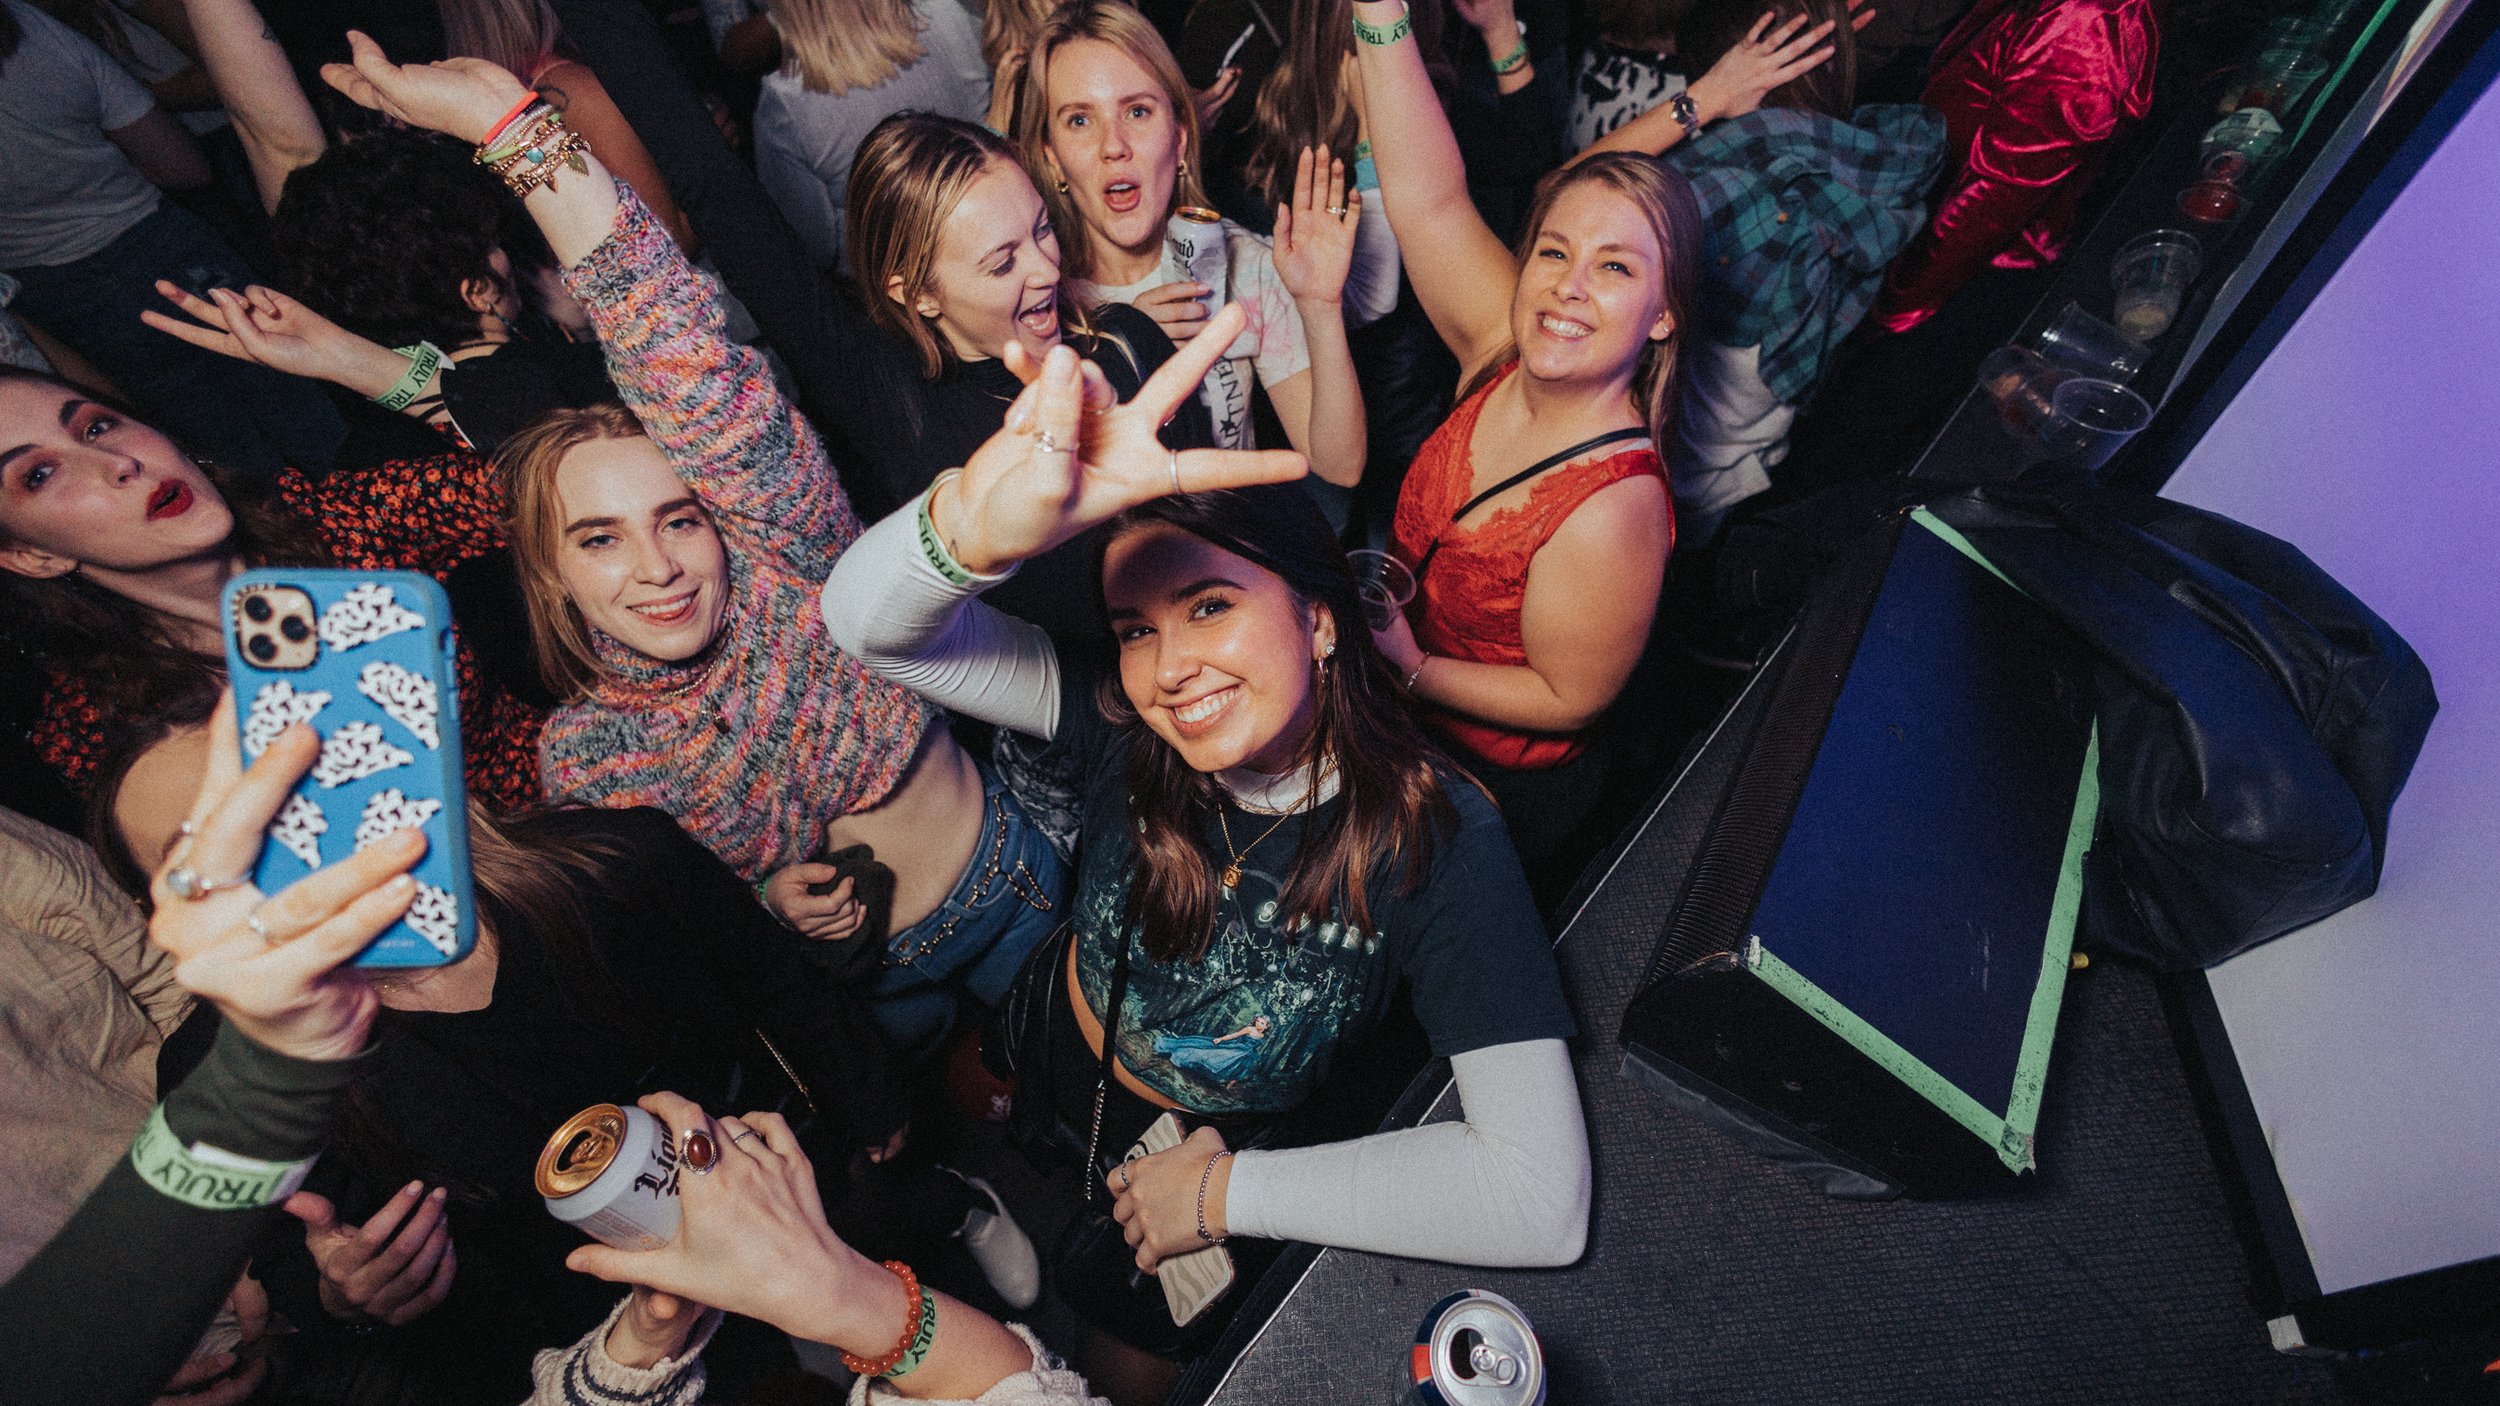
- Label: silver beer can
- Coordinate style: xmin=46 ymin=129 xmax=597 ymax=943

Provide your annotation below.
xmin=1396 ymin=1289 xmax=1547 ymax=1406
xmin=536 ymin=1102 xmax=681 ymax=1250
xmin=1165 ymin=205 xmax=1230 ymax=317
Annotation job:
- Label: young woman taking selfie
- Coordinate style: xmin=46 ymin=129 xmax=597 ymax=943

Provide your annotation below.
xmin=822 ymin=311 xmax=1588 ymax=1400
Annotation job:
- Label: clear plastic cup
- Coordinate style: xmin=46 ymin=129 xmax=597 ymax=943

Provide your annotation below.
xmin=2109 ymin=230 xmax=2204 ymax=341
xmin=2033 ymin=302 xmax=2152 ymax=381
xmin=1977 ymin=345 xmax=2077 ymax=437
xmin=2228 ymin=48 xmax=2330 ymax=117
xmin=1346 ymin=549 xmax=1416 ymax=631
xmin=2027 ymin=378 xmax=2154 ymax=474
xmin=2200 ymin=109 xmax=2283 ymax=183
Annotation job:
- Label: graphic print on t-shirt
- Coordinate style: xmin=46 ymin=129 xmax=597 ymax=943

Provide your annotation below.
xmin=1078 ymin=846 xmax=1391 ymax=1117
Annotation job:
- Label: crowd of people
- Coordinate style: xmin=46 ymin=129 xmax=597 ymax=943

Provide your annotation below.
xmin=0 ymin=0 xmax=2170 ymax=1395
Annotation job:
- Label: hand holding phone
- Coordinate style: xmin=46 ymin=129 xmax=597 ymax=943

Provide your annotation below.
xmin=1120 ymin=1113 xmax=1238 ymax=1326
xmin=219 ymin=569 xmax=475 ymax=967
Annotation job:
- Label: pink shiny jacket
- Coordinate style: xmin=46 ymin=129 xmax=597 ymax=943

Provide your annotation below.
xmin=1874 ymin=0 xmax=2160 ymax=331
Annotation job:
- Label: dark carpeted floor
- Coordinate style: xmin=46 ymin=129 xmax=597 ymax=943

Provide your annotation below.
xmin=1195 ymin=667 xmax=2355 ymax=1406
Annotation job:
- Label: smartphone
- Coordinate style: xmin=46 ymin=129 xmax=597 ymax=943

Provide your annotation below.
xmin=220 ymin=569 xmax=476 ymax=967
xmin=1124 ymin=1111 xmax=1237 ymax=1326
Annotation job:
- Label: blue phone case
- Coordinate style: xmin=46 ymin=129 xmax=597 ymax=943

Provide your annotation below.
xmin=219 ymin=569 xmax=476 ymax=967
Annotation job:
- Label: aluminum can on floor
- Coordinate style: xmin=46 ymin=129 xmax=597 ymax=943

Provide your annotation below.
xmin=1396 ymin=1289 xmax=1546 ymax=1406
xmin=536 ymin=1102 xmax=680 ymax=1250
xmin=1165 ymin=206 xmax=1230 ymax=316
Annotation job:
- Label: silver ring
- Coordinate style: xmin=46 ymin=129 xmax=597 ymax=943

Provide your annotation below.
xmin=246 ymin=910 xmax=272 ymax=940
xmin=1167 ymin=449 xmax=1182 ymax=497
xmin=1118 ymin=1163 xmax=1134 ymax=1190
xmin=1326 ymin=205 xmax=1347 ymax=218
xmin=164 ymin=867 xmax=250 ymax=902
xmin=1036 ymin=428 xmax=1069 ymax=456
xmin=728 ymin=1128 xmax=761 ymax=1144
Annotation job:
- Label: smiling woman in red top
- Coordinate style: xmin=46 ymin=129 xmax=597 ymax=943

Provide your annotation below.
xmin=1350 ymin=0 xmax=1702 ymax=870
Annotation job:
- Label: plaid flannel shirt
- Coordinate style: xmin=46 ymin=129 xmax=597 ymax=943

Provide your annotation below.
xmin=1667 ymin=103 xmax=1946 ymax=405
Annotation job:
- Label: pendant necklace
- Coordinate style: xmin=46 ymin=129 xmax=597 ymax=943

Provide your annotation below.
xmin=1216 ymin=806 xmax=1297 ymax=889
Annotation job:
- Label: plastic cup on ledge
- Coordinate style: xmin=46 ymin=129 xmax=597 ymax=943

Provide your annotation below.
xmin=1346 ymin=549 xmax=1416 ymax=632
xmin=2032 ymin=302 xmax=2152 ymax=381
xmin=2109 ymin=230 xmax=2204 ymax=341
xmin=2025 ymin=378 xmax=2154 ymax=475
xmin=2201 ymin=109 xmax=2284 ymax=183
xmin=2226 ymin=48 xmax=2330 ymax=118
xmin=1977 ymin=345 xmax=2077 ymax=438
xmin=2180 ymin=179 xmax=2247 ymax=224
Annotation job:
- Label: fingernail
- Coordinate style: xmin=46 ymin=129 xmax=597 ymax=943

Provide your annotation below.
xmin=404 ymin=1180 xmax=423 ymax=1197
xmin=429 ymin=1187 xmax=447 ymax=1202
xmin=387 ymin=874 xmax=416 ymax=895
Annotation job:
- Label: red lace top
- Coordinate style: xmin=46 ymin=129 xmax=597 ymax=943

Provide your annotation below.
xmin=1389 ymin=365 xmax=1670 ymax=772
xmin=28 ymin=447 xmax=549 ymax=815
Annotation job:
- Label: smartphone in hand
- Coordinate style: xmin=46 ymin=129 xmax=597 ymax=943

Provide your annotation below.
xmin=221 ymin=569 xmax=475 ymax=966
xmin=1125 ymin=1111 xmax=1238 ymax=1326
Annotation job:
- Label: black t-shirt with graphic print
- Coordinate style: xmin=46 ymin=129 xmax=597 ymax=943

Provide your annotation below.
xmin=1045 ymin=667 xmax=1575 ymax=1117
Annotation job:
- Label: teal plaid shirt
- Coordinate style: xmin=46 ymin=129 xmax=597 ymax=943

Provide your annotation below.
xmin=1667 ymin=104 xmax=1946 ymax=405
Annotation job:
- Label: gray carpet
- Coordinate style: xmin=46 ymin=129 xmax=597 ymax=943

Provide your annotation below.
xmin=1197 ymin=673 xmax=2354 ymax=1406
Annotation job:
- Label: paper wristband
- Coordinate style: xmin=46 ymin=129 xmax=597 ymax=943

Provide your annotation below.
xmin=129 ymin=1104 xmax=318 ymax=1211
xmin=371 ymin=342 xmax=445 ymax=412
xmin=1352 ymin=4 xmax=1411 ymax=46
xmin=884 ymin=1282 xmax=939 ymax=1379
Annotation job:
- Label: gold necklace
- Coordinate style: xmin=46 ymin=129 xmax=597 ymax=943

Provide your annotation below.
xmin=1216 ymin=806 xmax=1298 ymax=890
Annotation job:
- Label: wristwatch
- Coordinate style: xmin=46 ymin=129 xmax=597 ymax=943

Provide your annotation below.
xmin=1668 ymin=90 xmax=1701 ymax=141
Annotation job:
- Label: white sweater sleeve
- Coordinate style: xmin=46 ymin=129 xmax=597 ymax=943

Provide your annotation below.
xmin=1342 ymin=180 xmax=1403 ymax=331
xmin=1219 ymin=1039 xmax=1590 ymax=1267
xmin=819 ymin=503 xmax=1063 ymax=739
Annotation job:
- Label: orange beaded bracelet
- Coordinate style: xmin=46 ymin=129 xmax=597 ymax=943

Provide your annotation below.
xmin=839 ymin=1261 xmax=927 ymax=1378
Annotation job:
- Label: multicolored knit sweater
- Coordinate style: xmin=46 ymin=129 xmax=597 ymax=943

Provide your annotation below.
xmin=537 ymin=193 xmax=937 ymax=880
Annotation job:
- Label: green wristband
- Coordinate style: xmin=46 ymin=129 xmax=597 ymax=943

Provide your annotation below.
xmin=1490 ymin=35 xmax=1529 ymax=74
xmin=1352 ymin=3 xmax=1411 ymax=46
xmin=915 ymin=471 xmax=978 ymax=588
xmin=882 ymin=1282 xmax=939 ymax=1378
xmin=129 ymin=1103 xmax=319 ymax=1211
xmin=371 ymin=342 xmax=445 ymax=412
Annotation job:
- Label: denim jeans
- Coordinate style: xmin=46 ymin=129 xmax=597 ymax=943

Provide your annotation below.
xmin=862 ymin=763 xmax=1068 ymax=1057
xmin=8 ymin=202 xmax=343 ymax=478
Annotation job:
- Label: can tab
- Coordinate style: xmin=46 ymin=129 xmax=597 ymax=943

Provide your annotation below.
xmin=1469 ymin=1344 xmax=1521 ymax=1386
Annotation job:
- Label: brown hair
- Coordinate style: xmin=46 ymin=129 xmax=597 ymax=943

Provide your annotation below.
xmin=848 ymin=113 xmax=1093 ymax=378
xmin=1096 ymin=485 xmax=1461 ymax=963
xmin=1677 ymin=0 xmax=1857 ymax=120
xmin=768 ymin=0 xmax=928 ymax=95
xmin=495 ymin=401 xmax=651 ymax=700
xmin=1460 ymin=155 xmax=1705 ymax=449
xmin=0 ymin=367 xmax=323 ymax=788
xmin=1014 ymin=0 xmax=1209 ymax=283
xmin=437 ymin=0 xmax=571 ymax=79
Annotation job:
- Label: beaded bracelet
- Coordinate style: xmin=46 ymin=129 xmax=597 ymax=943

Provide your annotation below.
xmin=1196 ymin=1149 xmax=1235 ymax=1245
xmin=477 ymin=91 xmax=542 ymax=150
xmin=1352 ymin=2 xmax=1411 ymax=46
xmin=840 ymin=1261 xmax=934 ymax=1378
xmin=1490 ymin=35 xmax=1530 ymax=74
xmin=371 ymin=342 xmax=445 ymax=412
xmin=480 ymin=105 xmax=562 ymax=166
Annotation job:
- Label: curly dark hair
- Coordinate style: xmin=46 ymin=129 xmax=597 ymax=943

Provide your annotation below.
xmin=269 ymin=130 xmax=522 ymax=350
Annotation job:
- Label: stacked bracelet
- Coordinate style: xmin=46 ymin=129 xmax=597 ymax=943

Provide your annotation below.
xmin=1403 ymin=657 xmax=1430 ymax=692
xmin=475 ymin=105 xmax=591 ymax=198
xmin=1196 ymin=1149 xmax=1235 ymax=1245
xmin=371 ymin=342 xmax=445 ymax=412
xmin=840 ymin=1261 xmax=936 ymax=1379
xmin=1490 ymin=35 xmax=1530 ymax=75
xmin=1352 ymin=2 xmax=1411 ymax=46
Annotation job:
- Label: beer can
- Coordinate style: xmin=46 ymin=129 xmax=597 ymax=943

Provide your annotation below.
xmin=536 ymin=1103 xmax=680 ymax=1250
xmin=1396 ymin=1289 xmax=1546 ymax=1406
xmin=1165 ymin=206 xmax=1230 ymax=318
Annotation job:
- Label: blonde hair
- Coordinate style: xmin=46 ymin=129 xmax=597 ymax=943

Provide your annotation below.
xmin=495 ymin=402 xmax=652 ymax=700
xmin=982 ymin=0 xmax=1054 ymax=70
xmin=1013 ymin=0 xmax=1208 ymax=283
xmin=767 ymin=0 xmax=928 ymax=96
xmin=1462 ymin=155 xmax=1706 ymax=450
xmin=438 ymin=0 xmax=567 ymax=79
xmin=848 ymin=113 xmax=1091 ymax=378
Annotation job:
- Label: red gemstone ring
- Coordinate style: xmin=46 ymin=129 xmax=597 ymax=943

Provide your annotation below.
xmin=681 ymin=1128 xmax=720 ymax=1174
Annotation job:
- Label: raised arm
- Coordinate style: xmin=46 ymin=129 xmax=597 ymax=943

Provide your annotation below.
xmin=1349 ymin=0 xmax=1518 ymax=370
xmin=179 ymin=0 xmax=328 ymax=211
xmin=1571 ymin=9 xmax=1838 ymax=164
xmin=321 ymin=36 xmax=847 ymax=544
